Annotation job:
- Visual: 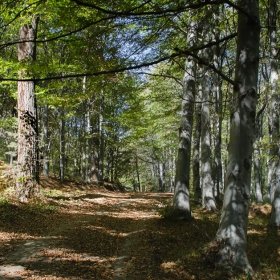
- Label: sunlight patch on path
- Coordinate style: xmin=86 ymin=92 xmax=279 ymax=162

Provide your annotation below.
xmin=0 ymin=264 xmax=25 ymax=279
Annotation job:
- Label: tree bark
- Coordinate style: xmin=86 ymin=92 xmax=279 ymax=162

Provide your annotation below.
xmin=214 ymin=0 xmax=260 ymax=275
xmin=87 ymin=97 xmax=99 ymax=182
xmin=253 ymin=147 xmax=263 ymax=203
xmin=82 ymin=101 xmax=88 ymax=182
xmin=16 ymin=17 xmax=40 ymax=202
xmin=42 ymin=104 xmax=49 ymax=177
xmin=173 ymin=21 xmax=197 ymax=219
xmin=158 ymin=161 xmax=166 ymax=192
xmin=212 ymin=22 xmax=223 ymax=201
xmin=58 ymin=108 xmax=65 ymax=183
xmin=98 ymin=95 xmax=105 ymax=182
xmin=253 ymin=106 xmax=265 ymax=203
xmin=268 ymin=0 xmax=280 ymax=226
xmin=200 ymin=72 xmax=217 ymax=212
xmin=135 ymin=152 xmax=141 ymax=192
xmin=269 ymin=162 xmax=280 ymax=226
xmin=192 ymin=87 xmax=201 ymax=203
xmin=213 ymin=84 xmax=223 ymax=200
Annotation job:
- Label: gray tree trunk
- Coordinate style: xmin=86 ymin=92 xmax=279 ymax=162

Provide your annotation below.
xmin=16 ymin=17 xmax=40 ymax=202
xmin=214 ymin=0 xmax=260 ymax=275
xmin=42 ymin=104 xmax=49 ymax=177
xmin=253 ymin=146 xmax=263 ymax=203
xmin=135 ymin=152 xmax=141 ymax=192
xmin=200 ymin=72 xmax=217 ymax=212
xmin=253 ymin=106 xmax=265 ymax=203
xmin=99 ymin=95 xmax=105 ymax=182
xmin=87 ymin=97 xmax=99 ymax=182
xmin=269 ymin=161 xmax=280 ymax=226
xmin=58 ymin=109 xmax=65 ymax=183
xmin=173 ymin=21 xmax=197 ymax=219
xmin=192 ymin=86 xmax=201 ymax=203
xmin=266 ymin=0 xmax=279 ymax=204
xmin=212 ymin=36 xmax=223 ymax=201
xmin=268 ymin=0 xmax=280 ymax=226
xmin=82 ymin=104 xmax=88 ymax=181
xmin=158 ymin=161 xmax=166 ymax=192
xmin=213 ymin=84 xmax=223 ymax=200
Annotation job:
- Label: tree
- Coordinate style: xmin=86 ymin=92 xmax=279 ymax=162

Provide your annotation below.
xmin=41 ymin=104 xmax=50 ymax=177
xmin=268 ymin=0 xmax=280 ymax=227
xmin=213 ymin=0 xmax=260 ymax=274
xmin=198 ymin=10 xmax=217 ymax=212
xmin=16 ymin=16 xmax=40 ymax=202
xmin=192 ymin=88 xmax=201 ymax=203
xmin=211 ymin=5 xmax=224 ymax=201
xmin=253 ymin=105 xmax=265 ymax=203
xmin=200 ymin=67 xmax=217 ymax=212
xmin=173 ymin=20 xmax=198 ymax=220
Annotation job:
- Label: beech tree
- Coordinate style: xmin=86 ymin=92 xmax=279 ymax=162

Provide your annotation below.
xmin=198 ymin=11 xmax=217 ymax=212
xmin=213 ymin=0 xmax=260 ymax=274
xmin=192 ymin=89 xmax=201 ymax=203
xmin=173 ymin=20 xmax=198 ymax=220
xmin=268 ymin=0 xmax=280 ymax=227
xmin=200 ymin=67 xmax=217 ymax=212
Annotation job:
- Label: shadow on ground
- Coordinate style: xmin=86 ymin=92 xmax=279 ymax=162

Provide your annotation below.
xmin=0 ymin=176 xmax=278 ymax=279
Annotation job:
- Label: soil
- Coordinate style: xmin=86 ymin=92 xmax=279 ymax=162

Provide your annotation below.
xmin=0 ymin=174 xmax=278 ymax=279
xmin=0 ymin=176 xmax=181 ymax=279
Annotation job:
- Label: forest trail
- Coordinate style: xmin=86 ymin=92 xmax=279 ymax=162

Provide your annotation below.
xmin=0 ymin=176 xmax=277 ymax=279
xmin=0 ymin=177 xmax=180 ymax=279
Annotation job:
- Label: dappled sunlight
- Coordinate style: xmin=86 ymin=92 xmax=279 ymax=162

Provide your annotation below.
xmin=103 ymin=211 xmax=159 ymax=219
xmin=249 ymin=203 xmax=271 ymax=218
xmin=40 ymin=247 xmax=114 ymax=264
xmin=0 ymin=175 xmax=279 ymax=279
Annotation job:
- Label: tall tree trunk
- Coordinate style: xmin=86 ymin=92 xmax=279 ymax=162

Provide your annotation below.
xmin=269 ymin=161 xmax=280 ymax=226
xmin=42 ymin=104 xmax=49 ymax=177
xmin=253 ymin=147 xmax=263 ymax=203
xmin=268 ymin=0 xmax=280 ymax=226
xmin=200 ymin=72 xmax=217 ymax=212
xmin=192 ymin=87 xmax=201 ymax=203
xmin=16 ymin=17 xmax=40 ymax=202
xmin=214 ymin=0 xmax=260 ymax=274
xmin=213 ymin=84 xmax=223 ymax=200
xmin=58 ymin=109 xmax=65 ymax=183
xmin=212 ymin=24 xmax=223 ymax=201
xmin=135 ymin=152 xmax=141 ymax=192
xmin=99 ymin=95 xmax=105 ymax=182
xmin=82 ymin=103 xmax=88 ymax=181
xmin=173 ymin=21 xmax=197 ymax=219
xmin=81 ymin=77 xmax=91 ymax=182
xmin=87 ymin=98 xmax=99 ymax=182
xmin=253 ymin=105 xmax=265 ymax=203
xmin=158 ymin=161 xmax=166 ymax=192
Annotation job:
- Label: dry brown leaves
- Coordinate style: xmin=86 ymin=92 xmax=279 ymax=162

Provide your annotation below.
xmin=0 ymin=175 xmax=278 ymax=279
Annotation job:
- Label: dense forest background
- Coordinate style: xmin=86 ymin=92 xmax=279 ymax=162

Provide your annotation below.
xmin=0 ymin=0 xmax=275 ymax=196
xmin=0 ymin=0 xmax=279 ymax=276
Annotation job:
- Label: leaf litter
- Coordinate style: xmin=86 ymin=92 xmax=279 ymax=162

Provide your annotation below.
xmin=0 ymin=175 xmax=279 ymax=279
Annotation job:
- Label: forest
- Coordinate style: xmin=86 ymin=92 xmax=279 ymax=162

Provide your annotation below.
xmin=0 ymin=0 xmax=279 ymax=278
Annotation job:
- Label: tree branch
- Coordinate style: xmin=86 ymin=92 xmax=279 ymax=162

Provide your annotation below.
xmin=0 ymin=16 xmax=117 ymax=50
xmin=0 ymin=34 xmax=236 ymax=84
xmin=0 ymin=54 xmax=180 ymax=82
xmin=137 ymin=71 xmax=183 ymax=86
xmin=71 ymin=0 xmax=231 ymax=17
xmin=191 ymin=32 xmax=237 ymax=52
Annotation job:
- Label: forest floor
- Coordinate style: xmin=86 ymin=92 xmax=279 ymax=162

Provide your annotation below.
xmin=0 ymin=171 xmax=279 ymax=279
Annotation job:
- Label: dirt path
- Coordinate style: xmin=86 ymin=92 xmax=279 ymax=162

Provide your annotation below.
xmin=0 ymin=191 xmax=173 ymax=279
